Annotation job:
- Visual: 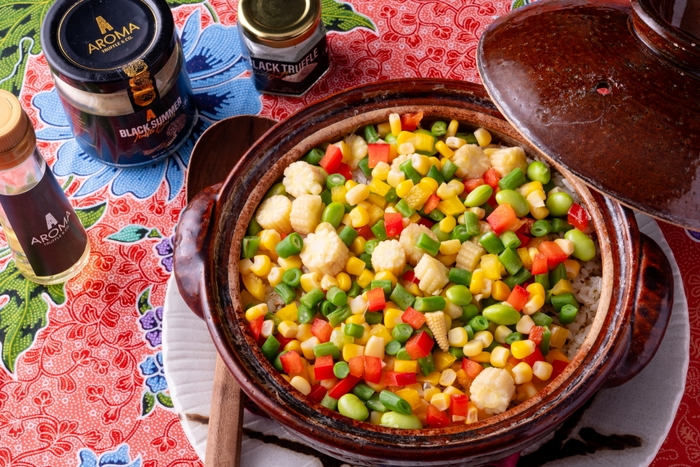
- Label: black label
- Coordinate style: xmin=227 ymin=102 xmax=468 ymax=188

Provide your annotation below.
xmin=0 ymin=170 xmax=88 ymax=277
xmin=250 ymin=35 xmax=329 ymax=96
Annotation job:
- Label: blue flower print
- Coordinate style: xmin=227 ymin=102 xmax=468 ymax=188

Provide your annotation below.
xmin=139 ymin=352 xmax=168 ymax=394
xmin=78 ymin=444 xmax=141 ymax=467
xmin=35 ymin=8 xmax=262 ymax=201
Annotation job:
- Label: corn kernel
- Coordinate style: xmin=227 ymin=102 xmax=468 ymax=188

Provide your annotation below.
xmin=345 ymin=180 xmax=358 ymax=191
xmin=554 ymin=238 xmax=575 ymax=256
xmin=470 ymin=269 xmax=485 ymax=295
xmin=494 ymin=325 xmax=512 ymax=344
xmin=300 ymin=272 xmax=322 ymax=292
xmin=278 ymin=320 xmax=299 ymax=338
xmin=259 ymin=230 xmax=281 ymax=250
xmin=433 ymin=351 xmax=457 ymax=372
xmin=467 ymin=206 xmax=485 ymax=219
xmin=346 ymin=314 xmax=366 ymax=325
xmin=435 ymin=140 xmax=454 ymax=158
xmin=260 ymin=320 xmax=275 ymax=338
xmin=445 ymin=136 xmax=466 ymax=149
xmin=267 ymin=267 xmax=284 ymax=287
xmin=563 ymin=259 xmax=581 ymax=280
xmin=245 ymin=303 xmax=268 ymax=322
xmin=550 ymin=326 xmax=570 ymax=349
xmin=412 ymin=154 xmax=432 ymax=176
xmin=438 ymin=368 xmax=457 ymax=387
xmin=346 ymin=257 xmax=366 ymax=276
xmin=526 ymin=283 xmax=545 ymax=298
xmin=296 ymin=323 xmax=313 ymax=341
xmin=300 ymin=336 xmax=320 ymax=359
xmin=250 ymin=254 xmax=271 ymax=277
xmin=364 ymin=335 xmax=386 ymax=359
xmin=490 ymin=346 xmax=510 ymax=368
xmin=409 ymin=212 xmax=421 ymax=224
xmin=533 ymin=361 xmax=554 ymax=381
xmin=546 ymin=348 xmax=570 ymax=364
xmin=473 ymin=331 xmax=493 ymax=348
xmin=374 ymin=270 xmax=398 ymax=287
xmin=240 ymin=258 xmax=253 ymax=275
xmin=276 ymin=303 xmax=298 ymax=322
xmin=517 ymin=181 xmax=544 ymax=199
xmin=492 ymin=280 xmax=511 ymax=301
xmin=349 ymin=206 xmax=369 ymax=228
xmin=284 ymin=339 xmax=302 ymax=355
xmin=346 ymin=184 xmax=371 ymax=206
xmin=357 ymin=269 xmax=375 ymax=288
xmin=394 ymin=359 xmax=418 ymax=374
xmin=341 ymin=213 xmax=352 ymax=226
xmin=469 ymin=351 xmax=491 ymax=363
xmin=462 ymin=340 xmax=484 ymax=357
xmin=336 ymin=272 xmax=352 ymax=292
xmin=513 ymin=362 xmax=533 ymax=384
xmin=517 ymin=248 xmax=533 ymax=270
xmin=377 ymin=122 xmax=391 ymax=137
xmin=417 ymin=372 xmax=441 ymax=386
xmin=241 ymin=273 xmax=264 ymax=301
xmin=396 ymin=388 xmax=422 ymax=410
xmin=448 ymin=327 xmax=469 ymax=347
xmin=290 ymin=376 xmax=311 ymax=395
xmin=438 ymin=239 xmax=461 ymax=256
xmin=551 ymin=279 xmax=574 ymax=295
xmin=278 ymin=255 xmax=302 ymax=271
xmin=419 ymin=176 xmax=438 ymax=193
xmin=443 ymin=385 xmax=465 ymax=397
xmin=387 ymin=170 xmax=405 ymax=188
xmin=474 ymin=128 xmax=492 ymax=147
xmin=521 ymin=294 xmax=545 ymax=315
xmin=438 ymin=215 xmax=456 ymax=233
xmin=511 ymin=339 xmax=536 ymax=359
xmin=398 ymin=142 xmax=414 ymax=155
xmin=466 ymin=401 xmax=479 ymax=424
xmin=342 ymin=343 xmax=365 ymax=362
xmin=321 ymin=274 xmax=340 ymax=290
xmin=483 ymin=148 xmax=499 ymax=156
xmin=383 ymin=308 xmax=403 ymax=330
xmin=436 ymin=183 xmax=457 ymax=199
xmin=430 ymin=392 xmax=451 ymax=411
xmin=481 ymin=254 xmax=502 ymax=280
xmin=516 ymin=315 xmax=536 ymax=334
xmin=446 ymin=119 xmax=459 ymax=138
xmin=404 ymin=281 xmax=420 ymax=296
xmin=396 ymin=180 xmax=414 ymax=198
xmin=423 ymin=386 xmax=441 ymax=403
xmin=517 ymin=382 xmax=539 ymax=402
xmin=371 ymin=161 xmax=391 ymax=180
xmin=389 ymin=113 xmax=402 ymax=136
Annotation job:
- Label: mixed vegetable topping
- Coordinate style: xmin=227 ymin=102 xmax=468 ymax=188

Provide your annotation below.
xmin=240 ymin=112 xmax=597 ymax=429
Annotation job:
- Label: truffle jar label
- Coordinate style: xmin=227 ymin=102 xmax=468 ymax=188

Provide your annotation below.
xmin=0 ymin=171 xmax=88 ymax=277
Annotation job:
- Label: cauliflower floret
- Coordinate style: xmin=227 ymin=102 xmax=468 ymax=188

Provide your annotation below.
xmin=282 ymin=161 xmax=325 ymax=198
xmin=255 ymin=195 xmax=292 ymax=234
xmin=469 ymin=367 xmax=516 ymax=415
xmin=451 ymin=144 xmax=491 ymax=179
xmin=414 ymin=254 xmax=449 ymax=295
xmin=371 ymin=240 xmax=406 ymax=277
xmin=299 ymin=222 xmax=349 ymax=277
xmin=489 ymin=146 xmax=528 ymax=177
xmin=399 ymin=223 xmax=438 ymax=266
xmin=290 ymin=194 xmax=323 ymax=235
xmin=345 ymin=133 xmax=368 ymax=169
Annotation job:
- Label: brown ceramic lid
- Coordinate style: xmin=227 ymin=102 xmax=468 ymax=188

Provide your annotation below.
xmin=477 ymin=0 xmax=700 ymax=230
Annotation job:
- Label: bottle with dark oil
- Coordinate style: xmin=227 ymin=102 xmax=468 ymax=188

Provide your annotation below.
xmin=0 ymin=90 xmax=90 ymax=284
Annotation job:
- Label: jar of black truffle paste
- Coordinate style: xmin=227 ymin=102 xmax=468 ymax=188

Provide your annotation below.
xmin=41 ymin=0 xmax=198 ymax=167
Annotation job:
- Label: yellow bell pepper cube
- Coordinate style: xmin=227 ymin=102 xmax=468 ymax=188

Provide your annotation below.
xmin=357 ymin=269 xmax=375 ymax=288
xmin=393 ymin=359 xmax=418 ymax=374
xmin=396 ymin=130 xmax=416 ymax=147
xmin=368 ymin=178 xmax=392 ymax=197
xmin=551 ymin=279 xmax=574 ymax=295
xmin=433 ymin=351 xmax=457 ymax=372
xmin=517 ymin=248 xmax=533 ymax=270
xmin=331 ymin=185 xmax=347 ymax=203
xmin=342 ymin=343 xmax=365 ymax=362
xmin=416 ymin=371 xmax=441 ymax=386
xmin=396 ymin=388 xmax=422 ymax=410
xmin=242 ymin=273 xmax=266 ymax=301
xmin=367 ymin=193 xmax=388 ymax=209
xmin=413 ymin=133 xmax=436 ymax=155
xmin=405 ymin=184 xmax=433 ymax=210
xmin=369 ymin=324 xmax=393 ymax=343
xmin=549 ymin=327 xmax=570 ymax=350
xmin=435 ymin=140 xmax=454 ymax=158
xmin=437 ymin=197 xmax=467 ymax=216
xmin=480 ymin=254 xmax=502 ymax=280
xmin=469 ymin=351 xmax=492 ymax=363
xmin=368 ymin=204 xmax=384 ymax=225
xmin=276 ymin=303 xmax=298 ymax=322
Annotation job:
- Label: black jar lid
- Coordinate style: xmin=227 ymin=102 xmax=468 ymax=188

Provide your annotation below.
xmin=41 ymin=0 xmax=176 ymax=94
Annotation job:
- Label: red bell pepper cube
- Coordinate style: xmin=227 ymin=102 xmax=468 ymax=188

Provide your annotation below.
xmin=280 ymin=351 xmax=304 ymax=375
xmin=311 ymin=318 xmax=333 ymax=343
xmin=320 ymin=144 xmax=343 ymax=174
xmin=483 ymin=168 xmax=501 ymax=189
xmin=516 ymin=218 xmax=534 ymax=235
xmin=550 ymin=359 xmax=569 ymax=379
xmin=507 ymin=284 xmax=530 ymax=312
xmin=367 ymin=143 xmax=391 ymax=168
xmin=356 ymin=224 xmax=374 ymax=240
xmin=328 ymin=375 xmax=360 ymax=399
xmin=462 ymin=359 xmax=484 ymax=380
xmin=521 ymin=347 xmax=545 ymax=367
xmin=568 ymin=203 xmax=590 ymax=232
xmin=249 ymin=315 xmax=264 ymax=342
xmin=384 ymin=212 xmax=404 ymax=237
xmin=400 ymin=111 xmax=423 ymax=131
xmin=426 ymin=404 xmax=450 ymax=427
xmin=487 ymin=203 xmax=519 ymax=235
xmin=402 ymin=270 xmax=420 ymax=284
xmin=463 ymin=178 xmax=486 ymax=193
xmin=348 ymin=356 xmax=364 ymax=378
xmin=538 ymin=241 xmax=569 ymax=269
xmin=449 ymin=394 xmax=469 ymax=421
xmin=363 ymin=355 xmax=383 ymax=384
xmin=531 ymin=253 xmax=549 ymax=275
xmin=367 ymin=287 xmax=386 ymax=312
xmin=528 ymin=326 xmax=546 ymax=346
xmin=307 ymin=384 xmax=327 ymax=404
xmin=384 ymin=370 xmax=417 ymax=387
xmin=516 ymin=232 xmax=531 ymax=248
xmin=275 ymin=333 xmax=295 ymax=349
xmin=422 ymin=194 xmax=441 ymax=214
xmin=314 ymin=354 xmax=336 ymax=380
xmin=417 ymin=217 xmax=434 ymax=229
xmin=405 ymin=331 xmax=434 ymax=359
xmin=401 ymin=306 xmax=427 ymax=330
xmin=337 ymin=162 xmax=353 ymax=181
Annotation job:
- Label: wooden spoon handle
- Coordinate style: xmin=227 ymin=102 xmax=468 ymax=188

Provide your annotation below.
xmin=205 ymin=355 xmax=244 ymax=467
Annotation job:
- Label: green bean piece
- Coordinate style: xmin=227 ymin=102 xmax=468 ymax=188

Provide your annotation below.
xmin=264 ymin=182 xmax=287 ymax=199
xmin=395 ymin=199 xmax=416 ymax=217
xmin=313 ymin=342 xmax=341 ymax=359
xmin=431 ymin=120 xmax=448 ymax=137
xmin=326 ymin=286 xmax=348 ymax=306
xmin=344 ymin=203 xmax=354 ymax=213
xmin=565 ymin=229 xmax=597 ymax=261
xmin=531 ymin=311 xmax=553 ymax=328
xmin=498 ymin=168 xmax=527 ymax=191
xmin=358 ymin=156 xmax=372 ymax=178
xmin=338 ymin=226 xmax=358 ymax=247
xmin=450 ymin=224 xmax=470 ymax=243
xmin=414 ymin=296 xmax=446 ymax=312
xmin=365 ymin=311 xmax=383 ymax=325
xmin=321 ymin=394 xmax=338 ymax=411
xmin=326 ymin=173 xmax=346 ymax=190
xmin=527 ymin=161 xmax=551 ymax=184
xmin=320 ymin=300 xmax=336 ymax=317
xmin=385 ymin=340 xmax=402 ymax=356
xmin=460 ymin=212 xmax=478 ymax=238
xmin=429 ymin=208 xmax=446 ymax=222
xmin=384 ymin=187 xmax=398 ymax=203
xmin=399 ymin=160 xmax=422 ymax=184
xmin=365 ymin=239 xmax=380 ymax=255
xmin=546 ymin=191 xmax=574 ymax=217
xmin=416 ymin=233 xmax=441 ymax=256
xmin=462 ymin=304 xmax=479 ymax=322
xmin=539 ymin=328 xmax=552 ymax=355
xmin=371 ymin=280 xmax=393 ymax=296
xmin=385 ymin=133 xmax=398 ymax=145
xmin=449 ymin=347 xmax=465 ymax=359
xmin=395 ymin=348 xmax=412 ymax=360
xmin=449 ymin=267 xmax=472 ymax=286
xmin=482 ymin=304 xmax=521 ymax=325
xmin=276 ymin=232 xmax=304 ymax=258
xmin=379 ymin=390 xmax=413 ymax=415
xmin=265 ymin=311 xmax=282 ymax=326
xmin=551 ymin=293 xmax=579 ymax=312
xmin=535 ymin=273 xmax=551 ymax=290
xmin=302 ymin=147 xmax=325 ymax=165
xmin=334 ymin=361 xmax=351 ymax=379
xmin=392 ymin=323 xmax=414 ymax=343
xmin=371 ymin=219 xmax=388 ymax=241
xmin=530 ymin=219 xmax=553 ymax=237
xmin=360 ymin=253 xmax=374 ymax=270
xmin=390 ymin=283 xmax=415 ymax=310
xmin=282 ymin=268 xmax=302 ymax=288
xmin=380 ymin=412 xmax=423 ymax=429
xmin=300 ymin=288 xmax=325 ymax=308
xmin=364 ymin=124 xmax=380 ymax=143
xmin=322 ymin=202 xmax=345 ymax=228
xmin=261 ymin=335 xmax=281 ymax=361
xmin=464 ymin=184 xmax=493 ymax=207
xmin=328 ymin=305 xmax=352 ymax=327
xmin=441 ymin=159 xmax=458 ymax=181
xmin=247 ymin=218 xmax=263 ymax=236
xmin=366 ymin=394 xmax=387 ymax=412
xmin=482 ymin=296 xmax=499 ymax=308
xmin=418 ymin=353 xmax=436 ymax=376
xmin=297 ymin=305 xmax=316 ymax=324
xmin=495 ymin=189 xmax=529 ymax=217
xmin=500 ymin=230 xmax=521 ymax=250
xmin=464 ymin=324 xmax=475 ymax=341
xmin=242 ymin=236 xmax=261 ymax=259
xmin=275 ymin=283 xmax=296 ymax=305
xmin=481 ymin=202 xmax=495 ymax=217
xmin=273 ymin=350 xmax=287 ymax=372
xmin=484 ymin=341 xmax=502 ymax=353
xmin=551 ymin=217 xmax=574 ymax=233
xmin=468 ymin=315 xmax=490 ymax=332
xmin=559 ymin=304 xmax=579 ymax=325
xmin=480 ymin=231 xmax=505 ymax=255
xmin=549 ymin=263 xmax=568 ymax=289
xmin=426 ymin=165 xmax=445 ymax=185
xmin=344 ymin=323 xmax=365 ymax=338
xmin=502 ymin=267 xmax=532 ymax=289
xmin=320 ymin=189 xmax=332 ymax=206
xmin=347 ymin=280 xmax=362 ymax=298
xmin=462 ymin=133 xmax=478 ymax=145
xmin=446 ymin=285 xmax=472 ymax=306
xmin=352 ymin=383 xmax=376 ymax=401
xmin=505 ymin=332 xmax=525 ymax=345
xmin=498 ymin=247 xmax=523 ymax=276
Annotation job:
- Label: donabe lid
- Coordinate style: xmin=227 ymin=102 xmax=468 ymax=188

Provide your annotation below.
xmin=477 ymin=0 xmax=700 ymax=230
xmin=41 ymin=0 xmax=176 ymax=93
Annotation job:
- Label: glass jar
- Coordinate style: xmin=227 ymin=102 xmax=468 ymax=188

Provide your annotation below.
xmin=0 ymin=91 xmax=90 ymax=284
xmin=41 ymin=0 xmax=198 ymax=167
xmin=238 ymin=0 xmax=330 ymax=96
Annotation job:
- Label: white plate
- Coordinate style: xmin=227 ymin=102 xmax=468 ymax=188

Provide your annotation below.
xmin=162 ymin=213 xmax=689 ymax=467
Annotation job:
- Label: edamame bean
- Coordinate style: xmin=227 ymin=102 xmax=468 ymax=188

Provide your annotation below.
xmin=464 ymin=184 xmax=493 ymax=207
xmin=380 ymin=411 xmax=423 ymax=429
xmin=546 ymin=191 xmax=574 ymax=217
xmin=445 ymin=285 xmax=473 ymax=306
xmin=564 ymin=228 xmax=596 ymax=261
xmin=338 ymin=393 xmax=369 ymax=421
xmin=264 ymin=182 xmax=286 ymax=199
xmin=495 ymin=189 xmax=529 ymax=217
xmin=527 ymin=161 xmax=551 ymax=184
xmin=322 ymin=202 xmax=345 ymax=228
xmin=482 ymin=304 xmax=521 ymax=325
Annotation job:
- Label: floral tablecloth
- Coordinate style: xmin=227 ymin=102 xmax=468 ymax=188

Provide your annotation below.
xmin=0 ymin=1 xmax=697 ymax=466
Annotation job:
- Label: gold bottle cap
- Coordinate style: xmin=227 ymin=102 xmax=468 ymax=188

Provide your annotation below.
xmin=238 ymin=0 xmax=321 ymax=48
xmin=0 ymin=90 xmax=29 ymax=153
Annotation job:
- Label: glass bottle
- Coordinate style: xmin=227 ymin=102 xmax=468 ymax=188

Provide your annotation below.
xmin=0 ymin=90 xmax=90 ymax=284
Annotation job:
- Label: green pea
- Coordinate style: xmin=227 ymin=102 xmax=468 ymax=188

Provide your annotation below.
xmin=546 ymin=191 xmax=574 ymax=217
xmin=322 ymin=202 xmax=345 ymax=228
xmin=564 ymin=228 xmax=596 ymax=261
xmin=431 ymin=121 xmax=448 ymax=137
xmin=464 ymin=184 xmax=493 ymax=207
xmin=380 ymin=411 xmax=423 ymax=429
xmin=445 ymin=285 xmax=473 ymax=306
xmin=527 ymin=161 xmax=551 ymax=184
xmin=482 ymin=304 xmax=521 ymax=325
xmin=338 ymin=393 xmax=369 ymax=421
xmin=495 ymin=189 xmax=529 ymax=217
xmin=264 ymin=182 xmax=286 ymax=199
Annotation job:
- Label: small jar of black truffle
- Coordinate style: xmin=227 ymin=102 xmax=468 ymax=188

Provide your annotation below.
xmin=41 ymin=0 xmax=198 ymax=167
xmin=237 ymin=0 xmax=330 ymax=96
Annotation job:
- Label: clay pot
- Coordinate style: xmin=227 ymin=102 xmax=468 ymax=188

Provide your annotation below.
xmin=173 ymin=79 xmax=673 ymax=466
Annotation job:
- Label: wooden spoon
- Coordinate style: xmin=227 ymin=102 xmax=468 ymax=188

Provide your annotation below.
xmin=185 ymin=115 xmax=276 ymax=467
